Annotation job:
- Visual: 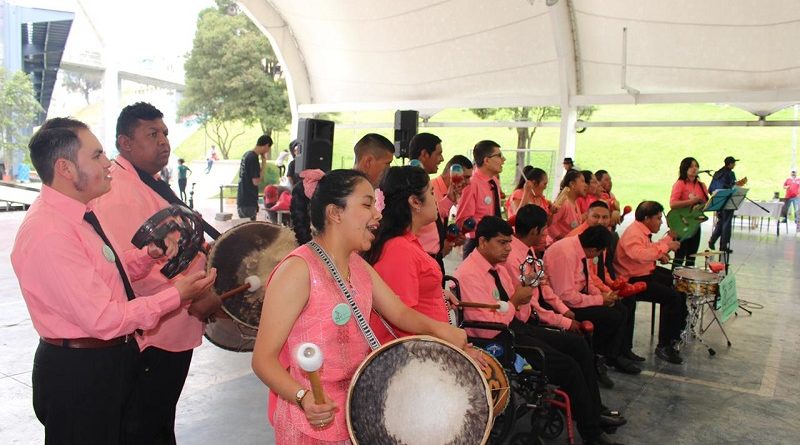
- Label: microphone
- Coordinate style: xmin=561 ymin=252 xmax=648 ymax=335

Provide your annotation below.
xmin=698 ymin=169 xmax=713 ymax=174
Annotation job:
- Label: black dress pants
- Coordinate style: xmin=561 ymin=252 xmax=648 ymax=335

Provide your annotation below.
xmin=674 ymin=228 xmax=701 ymax=268
xmin=623 ymin=267 xmax=688 ymax=348
xmin=571 ymin=303 xmax=627 ymax=358
xmin=124 ymin=347 xmax=193 ymax=445
xmin=32 ymin=339 xmax=139 ymax=445
xmin=507 ymin=321 xmax=603 ymax=440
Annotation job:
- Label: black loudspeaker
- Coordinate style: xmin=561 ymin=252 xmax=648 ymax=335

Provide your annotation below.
xmin=296 ymin=118 xmax=334 ymax=172
xmin=393 ymin=110 xmax=418 ymax=158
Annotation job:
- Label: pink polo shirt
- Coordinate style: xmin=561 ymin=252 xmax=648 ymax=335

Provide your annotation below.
xmin=502 ymin=236 xmax=572 ymax=330
xmin=93 ymin=156 xmax=205 ymax=352
xmin=11 ymin=186 xmax=180 ymax=340
xmin=542 ymin=236 xmax=603 ymax=308
xmin=575 ymin=194 xmax=599 ymax=215
xmin=369 ymin=231 xmax=447 ymax=343
xmin=456 ymin=169 xmax=503 ymax=238
xmin=418 ymin=176 xmax=455 ymax=254
xmin=549 ymin=200 xmax=581 ymax=241
xmin=614 ymin=221 xmax=674 ymax=280
xmin=453 ymin=249 xmax=531 ymax=339
xmin=670 ymin=179 xmax=708 ymax=207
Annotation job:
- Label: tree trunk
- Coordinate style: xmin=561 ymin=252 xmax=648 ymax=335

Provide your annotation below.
xmin=514 ymin=127 xmax=529 ymax=183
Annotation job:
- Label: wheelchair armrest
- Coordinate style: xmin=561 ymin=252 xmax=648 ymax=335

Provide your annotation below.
xmin=460 ymin=320 xmax=512 ymax=334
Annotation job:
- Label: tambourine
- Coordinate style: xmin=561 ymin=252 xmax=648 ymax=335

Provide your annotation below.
xmin=520 ymin=255 xmax=545 ymax=288
xmin=131 ymin=204 xmax=206 ymax=278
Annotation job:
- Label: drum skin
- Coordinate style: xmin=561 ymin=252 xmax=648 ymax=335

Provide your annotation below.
xmin=204 ymin=221 xmax=296 ymax=351
xmin=347 ymin=336 xmax=492 ymax=445
xmin=673 ymin=267 xmax=721 ymax=297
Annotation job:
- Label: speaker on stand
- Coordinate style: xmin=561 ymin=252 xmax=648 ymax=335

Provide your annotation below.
xmin=393 ymin=110 xmax=418 ymax=160
xmin=295 ymin=118 xmax=335 ymax=173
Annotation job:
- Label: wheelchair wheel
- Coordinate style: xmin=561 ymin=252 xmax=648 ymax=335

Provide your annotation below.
xmin=489 ymin=390 xmax=516 ymax=444
xmin=531 ymin=404 xmax=564 ymax=440
xmin=509 ymin=432 xmax=544 ymax=445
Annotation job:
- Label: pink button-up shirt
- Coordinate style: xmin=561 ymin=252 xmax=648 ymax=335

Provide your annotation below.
xmin=670 ymin=179 xmax=708 ymax=207
xmin=453 ymin=249 xmax=531 ymax=339
xmin=369 ymin=232 xmax=447 ymax=342
xmin=565 ymin=222 xmax=613 ymax=293
xmin=543 ymin=236 xmax=604 ymax=308
xmin=549 ymin=200 xmax=581 ymax=241
xmin=502 ymin=236 xmax=572 ymax=330
xmin=456 ymin=168 xmax=503 ymax=239
xmin=614 ymin=221 xmax=674 ymax=280
xmin=11 ymin=186 xmax=180 ymax=340
xmin=93 ymin=156 xmax=205 ymax=352
xmin=418 ymin=176 xmax=455 ymax=254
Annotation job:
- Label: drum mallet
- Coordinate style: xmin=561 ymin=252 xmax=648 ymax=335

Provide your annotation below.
xmin=296 ymin=343 xmax=326 ymax=404
xmin=219 ymin=275 xmax=262 ymax=301
xmin=458 ymin=301 xmax=510 ymax=313
xmin=580 ymin=320 xmax=594 ymax=349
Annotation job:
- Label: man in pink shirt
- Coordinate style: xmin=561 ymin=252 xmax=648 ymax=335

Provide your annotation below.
xmin=455 ymin=216 xmax=626 ymax=445
xmin=781 ymin=169 xmax=800 ymax=226
xmin=352 ymin=133 xmax=395 ymax=187
xmin=11 ymin=118 xmax=214 ymax=444
xmin=614 ymin=201 xmax=687 ymax=364
xmin=456 ymin=140 xmax=506 ymax=259
xmin=94 ymin=103 xmax=222 ymax=444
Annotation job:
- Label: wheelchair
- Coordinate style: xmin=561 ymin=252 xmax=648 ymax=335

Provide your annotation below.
xmin=445 ymin=276 xmax=575 ymax=445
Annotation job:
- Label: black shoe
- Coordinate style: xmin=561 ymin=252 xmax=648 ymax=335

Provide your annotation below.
xmin=596 ymin=358 xmax=615 ymax=389
xmin=622 ymin=349 xmax=646 ymax=362
xmin=599 ymin=414 xmax=627 ymax=428
xmin=655 ymin=345 xmax=684 ymax=364
xmin=607 ymin=356 xmax=642 ymax=375
xmin=708 ymin=241 xmax=716 ymax=250
xmin=601 ymin=405 xmax=623 ymax=417
xmin=584 ymin=432 xmax=625 ymax=445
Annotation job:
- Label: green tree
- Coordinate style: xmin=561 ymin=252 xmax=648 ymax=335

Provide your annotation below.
xmin=1 ymin=68 xmax=43 ymax=180
xmin=180 ymin=0 xmax=290 ymax=159
xmin=471 ymin=106 xmax=595 ymax=177
xmin=62 ymin=71 xmax=102 ymax=105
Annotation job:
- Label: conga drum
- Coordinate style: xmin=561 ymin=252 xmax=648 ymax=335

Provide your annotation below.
xmin=204 ymin=221 xmax=296 ymax=351
xmin=347 ymin=336 xmax=493 ymax=445
xmin=479 ymin=349 xmax=510 ymax=417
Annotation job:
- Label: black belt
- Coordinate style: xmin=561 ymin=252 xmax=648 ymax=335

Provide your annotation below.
xmin=41 ymin=334 xmax=134 ymax=349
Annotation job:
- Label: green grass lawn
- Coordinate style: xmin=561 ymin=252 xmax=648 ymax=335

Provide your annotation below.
xmin=174 ymin=104 xmax=799 ymax=209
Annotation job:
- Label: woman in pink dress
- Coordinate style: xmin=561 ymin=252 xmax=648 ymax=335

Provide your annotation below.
xmin=251 ymin=169 xmax=469 ymax=445
xmin=669 ymin=157 xmax=708 ymax=267
xmin=365 ymin=166 xmax=451 ymax=343
xmin=550 ymin=169 xmax=587 ymax=241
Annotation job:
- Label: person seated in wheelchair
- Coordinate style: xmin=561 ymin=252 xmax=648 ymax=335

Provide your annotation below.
xmin=546 ymin=204 xmax=641 ymax=376
xmin=454 ymin=216 xmax=626 ymax=445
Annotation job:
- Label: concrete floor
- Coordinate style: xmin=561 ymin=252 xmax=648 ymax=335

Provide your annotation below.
xmin=1 ymin=204 xmax=798 ymax=444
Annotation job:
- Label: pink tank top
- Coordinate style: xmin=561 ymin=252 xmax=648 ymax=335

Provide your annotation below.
xmin=270 ymin=245 xmax=373 ymax=444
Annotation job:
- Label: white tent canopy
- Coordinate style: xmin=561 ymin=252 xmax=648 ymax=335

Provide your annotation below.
xmin=239 ymin=0 xmax=800 ymax=117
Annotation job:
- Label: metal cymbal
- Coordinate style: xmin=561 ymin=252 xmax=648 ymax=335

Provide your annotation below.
xmin=691 ymin=250 xmax=723 ymax=257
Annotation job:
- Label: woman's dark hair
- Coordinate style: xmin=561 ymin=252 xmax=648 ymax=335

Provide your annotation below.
xmin=526 ymin=167 xmax=547 ymax=185
xmin=560 ymin=169 xmax=583 ymax=191
xmin=364 ymin=166 xmax=430 ymax=264
xmin=581 ymin=170 xmax=594 ymax=185
xmin=290 ymin=169 xmax=369 ymax=245
xmin=514 ymin=165 xmax=534 ymax=190
xmin=678 ymin=157 xmax=698 ymax=182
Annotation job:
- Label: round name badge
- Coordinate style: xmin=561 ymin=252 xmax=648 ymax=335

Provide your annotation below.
xmin=484 ymin=196 xmax=492 ymax=205
xmin=570 ymin=220 xmax=578 ymax=229
xmin=332 ymin=303 xmax=351 ymax=325
xmin=102 ymin=245 xmax=116 ymax=262
xmin=492 ymin=289 xmax=500 ymax=299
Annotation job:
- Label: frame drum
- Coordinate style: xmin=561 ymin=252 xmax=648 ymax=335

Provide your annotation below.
xmin=204 ymin=221 xmax=296 ymax=351
xmin=347 ymin=336 xmax=492 ymax=445
xmin=673 ymin=267 xmax=721 ymax=297
xmin=479 ymin=349 xmax=510 ymax=417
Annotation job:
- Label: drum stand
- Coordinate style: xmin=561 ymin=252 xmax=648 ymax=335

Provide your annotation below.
xmin=681 ymin=294 xmax=719 ymax=356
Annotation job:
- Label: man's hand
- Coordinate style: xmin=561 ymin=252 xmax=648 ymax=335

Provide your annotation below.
xmin=564 ymin=309 xmax=576 ymax=319
xmin=174 ymin=268 xmax=217 ymax=302
xmin=444 ymin=288 xmax=459 ymax=307
xmin=510 ymin=285 xmax=534 ymax=308
xmin=667 ymin=239 xmax=681 ymax=251
xmin=736 ymin=177 xmax=748 ymax=186
xmin=147 ymin=231 xmax=180 ymax=259
xmin=188 ymin=289 xmax=223 ymax=321
xmin=658 ymin=253 xmax=671 ymax=264
xmin=567 ymin=320 xmax=581 ymax=333
xmin=602 ymin=291 xmax=618 ymax=307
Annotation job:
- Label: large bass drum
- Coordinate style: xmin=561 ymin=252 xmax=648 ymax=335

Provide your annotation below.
xmin=204 ymin=221 xmax=296 ymax=351
xmin=347 ymin=336 xmax=493 ymax=445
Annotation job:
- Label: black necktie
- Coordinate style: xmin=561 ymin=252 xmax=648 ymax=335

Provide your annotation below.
xmin=84 ymin=211 xmax=136 ymax=301
xmin=126 ymin=161 xmax=221 ymax=240
xmin=488 ymin=269 xmax=509 ymax=302
xmin=597 ymin=251 xmax=606 ymax=281
xmin=489 ymin=179 xmax=501 ymax=217
xmin=581 ymin=257 xmax=590 ymax=294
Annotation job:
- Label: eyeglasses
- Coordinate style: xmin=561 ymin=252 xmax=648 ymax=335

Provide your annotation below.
xmin=487 ymin=152 xmax=505 ymax=160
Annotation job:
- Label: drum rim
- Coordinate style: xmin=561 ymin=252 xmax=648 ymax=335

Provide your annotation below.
xmin=206 ymin=221 xmax=294 ymax=329
xmin=672 ymin=266 xmax=722 ymax=283
xmin=478 ymin=349 xmax=510 ymax=416
xmin=346 ymin=335 xmax=493 ymax=445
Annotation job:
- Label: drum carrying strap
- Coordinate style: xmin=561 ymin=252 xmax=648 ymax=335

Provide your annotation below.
xmin=308 ymin=241 xmax=384 ymax=351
